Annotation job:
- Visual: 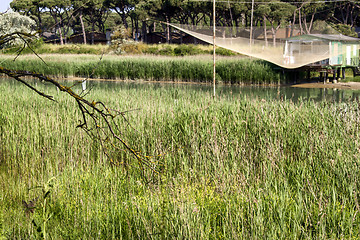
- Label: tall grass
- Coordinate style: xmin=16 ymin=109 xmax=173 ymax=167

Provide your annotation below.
xmin=1 ymin=79 xmax=360 ymax=239
xmin=0 ymin=54 xmax=283 ymax=84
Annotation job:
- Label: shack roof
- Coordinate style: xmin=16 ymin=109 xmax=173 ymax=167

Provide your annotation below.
xmin=286 ymin=34 xmax=359 ymax=42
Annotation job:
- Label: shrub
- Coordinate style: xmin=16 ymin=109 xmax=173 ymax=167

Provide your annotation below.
xmin=158 ymin=45 xmax=175 ymax=56
xmin=110 ymin=25 xmax=136 ymax=54
xmin=0 ymin=12 xmax=38 ymax=48
xmin=110 ymin=25 xmax=132 ymax=45
xmin=144 ymin=46 xmax=159 ymax=55
xmin=173 ymin=44 xmax=201 ymax=56
xmin=120 ymin=42 xmax=148 ymax=54
xmin=215 ymin=47 xmax=237 ymax=56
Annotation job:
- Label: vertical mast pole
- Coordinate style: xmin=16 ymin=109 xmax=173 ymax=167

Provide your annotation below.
xmin=250 ymin=0 xmax=254 ymax=51
xmin=213 ymin=0 xmax=216 ymax=97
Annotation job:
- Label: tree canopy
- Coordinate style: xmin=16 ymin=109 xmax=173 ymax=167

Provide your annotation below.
xmin=6 ymin=0 xmax=360 ymax=44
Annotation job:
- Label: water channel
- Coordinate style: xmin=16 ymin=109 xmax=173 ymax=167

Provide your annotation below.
xmin=1 ymin=77 xmax=360 ymax=103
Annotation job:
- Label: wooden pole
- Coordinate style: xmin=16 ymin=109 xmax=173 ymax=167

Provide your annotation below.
xmin=213 ymin=0 xmax=216 ymax=97
xmin=250 ymin=0 xmax=254 ymax=50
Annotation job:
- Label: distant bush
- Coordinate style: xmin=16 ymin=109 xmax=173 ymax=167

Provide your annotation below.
xmin=142 ymin=44 xmax=237 ymax=56
xmin=111 ymin=26 xmax=132 ymax=44
xmin=110 ymin=26 xmax=146 ymax=54
xmin=144 ymin=46 xmax=159 ymax=55
xmin=53 ymin=45 xmax=94 ymax=54
xmin=158 ymin=45 xmax=175 ymax=56
xmin=215 ymin=47 xmax=237 ymax=56
xmin=120 ymin=42 xmax=148 ymax=54
xmin=173 ymin=44 xmax=201 ymax=56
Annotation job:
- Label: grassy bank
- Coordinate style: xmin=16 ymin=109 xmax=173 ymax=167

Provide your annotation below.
xmin=0 ymin=43 xmax=238 ymax=56
xmin=0 ymin=54 xmax=282 ymax=84
xmin=1 ymin=79 xmax=360 ymax=239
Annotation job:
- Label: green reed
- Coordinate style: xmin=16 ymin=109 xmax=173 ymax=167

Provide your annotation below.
xmin=0 ymin=54 xmax=282 ymax=84
xmin=1 ymin=79 xmax=360 ymax=239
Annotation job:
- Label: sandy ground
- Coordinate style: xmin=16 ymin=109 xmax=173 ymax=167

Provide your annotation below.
xmin=292 ymin=82 xmax=360 ymax=90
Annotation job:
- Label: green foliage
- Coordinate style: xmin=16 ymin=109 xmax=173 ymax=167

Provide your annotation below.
xmin=111 ymin=25 xmax=131 ymax=43
xmin=119 ymin=42 xmax=148 ymax=54
xmin=142 ymin=44 xmax=238 ymax=57
xmin=0 ymin=12 xmax=37 ymax=48
xmin=330 ymin=23 xmax=358 ymax=37
xmin=215 ymin=47 xmax=237 ymax=56
xmin=0 ymin=55 xmax=282 ymax=84
xmin=7 ymin=0 xmax=360 ymax=54
xmin=173 ymin=44 xmax=201 ymax=56
xmin=312 ymin=20 xmax=339 ymax=34
xmin=157 ymin=45 xmax=174 ymax=56
xmin=256 ymin=2 xmax=295 ymax=25
xmin=1 ymin=38 xmax=44 ymax=54
xmin=141 ymin=45 xmax=175 ymax=56
xmin=110 ymin=25 xmax=133 ymax=54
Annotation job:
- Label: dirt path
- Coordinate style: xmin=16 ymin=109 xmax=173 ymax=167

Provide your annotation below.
xmin=292 ymin=82 xmax=360 ymax=90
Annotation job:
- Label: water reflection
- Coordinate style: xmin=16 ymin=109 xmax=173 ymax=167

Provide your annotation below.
xmin=86 ymin=80 xmax=360 ymax=103
xmin=1 ymin=78 xmax=360 ymax=103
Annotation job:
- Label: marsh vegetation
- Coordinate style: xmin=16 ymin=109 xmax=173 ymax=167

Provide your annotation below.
xmin=1 ymin=79 xmax=360 ymax=239
xmin=0 ymin=54 xmax=282 ymax=84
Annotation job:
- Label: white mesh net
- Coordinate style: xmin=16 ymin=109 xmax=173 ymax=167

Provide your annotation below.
xmin=170 ymin=23 xmax=360 ymax=69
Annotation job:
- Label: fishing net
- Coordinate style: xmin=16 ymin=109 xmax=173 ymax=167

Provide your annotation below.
xmin=169 ymin=23 xmax=360 ymax=69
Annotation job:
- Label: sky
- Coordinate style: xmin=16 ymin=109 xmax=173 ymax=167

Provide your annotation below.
xmin=0 ymin=0 xmax=12 ymax=13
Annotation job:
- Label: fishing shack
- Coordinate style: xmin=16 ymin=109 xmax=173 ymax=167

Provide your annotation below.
xmin=283 ymin=34 xmax=360 ymax=81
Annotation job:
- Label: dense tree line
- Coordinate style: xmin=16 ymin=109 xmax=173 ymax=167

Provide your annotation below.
xmin=9 ymin=0 xmax=360 ymax=44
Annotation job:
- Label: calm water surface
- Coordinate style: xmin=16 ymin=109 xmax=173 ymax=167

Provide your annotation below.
xmin=2 ymin=78 xmax=360 ymax=103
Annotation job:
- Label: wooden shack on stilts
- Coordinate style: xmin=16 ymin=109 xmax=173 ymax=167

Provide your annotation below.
xmin=283 ymin=34 xmax=360 ymax=82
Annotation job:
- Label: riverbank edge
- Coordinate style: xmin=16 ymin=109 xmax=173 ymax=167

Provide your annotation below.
xmin=292 ymin=81 xmax=360 ymax=90
xmin=2 ymin=75 xmax=360 ymax=90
